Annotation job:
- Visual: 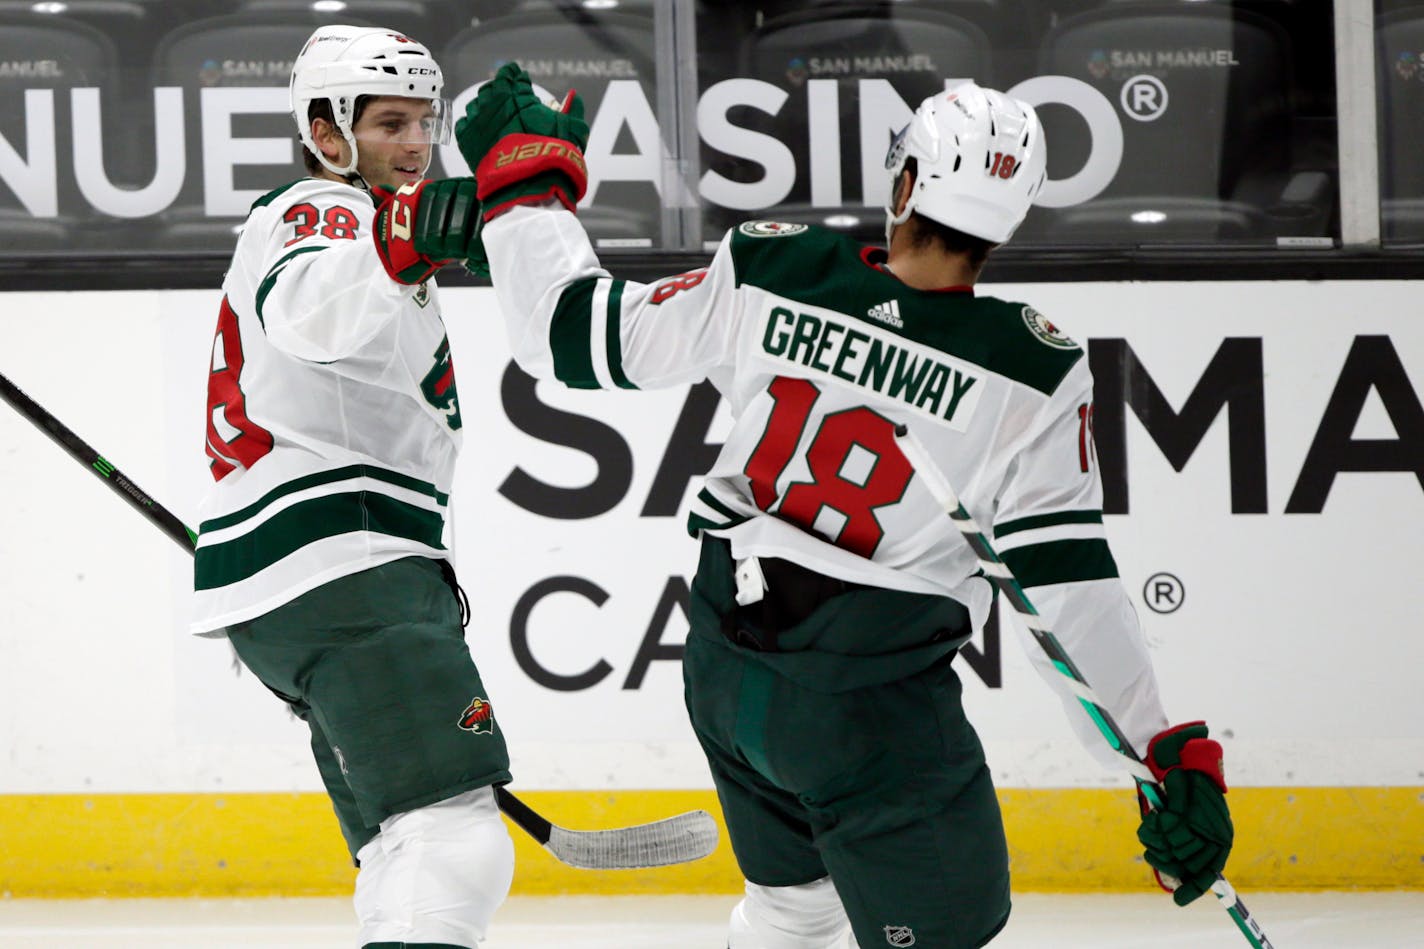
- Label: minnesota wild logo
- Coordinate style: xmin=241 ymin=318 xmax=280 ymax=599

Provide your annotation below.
xmin=1021 ymin=305 xmax=1077 ymax=350
xmin=739 ymin=220 xmax=808 ymax=238
xmin=421 ymin=337 xmax=462 ymax=430
xmin=459 ymin=696 xmax=494 ymax=735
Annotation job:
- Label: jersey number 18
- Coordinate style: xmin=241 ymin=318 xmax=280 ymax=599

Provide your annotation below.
xmin=744 ymin=376 xmax=913 ymax=557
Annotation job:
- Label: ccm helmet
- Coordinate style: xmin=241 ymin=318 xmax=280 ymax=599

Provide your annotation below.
xmin=884 ymin=82 xmax=1047 ymax=245
xmin=290 ymin=25 xmax=449 ymax=178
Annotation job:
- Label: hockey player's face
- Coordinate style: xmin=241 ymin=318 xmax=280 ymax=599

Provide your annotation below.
xmin=352 ymin=96 xmax=438 ymax=190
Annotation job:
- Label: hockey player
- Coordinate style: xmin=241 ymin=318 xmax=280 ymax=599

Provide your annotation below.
xmin=192 ymin=26 xmax=512 ymax=948
xmin=458 ymin=64 xmax=1234 ymax=948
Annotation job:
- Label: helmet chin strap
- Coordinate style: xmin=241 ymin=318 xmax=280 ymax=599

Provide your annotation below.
xmin=884 ymin=200 xmax=914 ymax=249
xmin=313 ymin=125 xmax=366 ymax=188
xmin=884 ymin=170 xmax=917 ymax=247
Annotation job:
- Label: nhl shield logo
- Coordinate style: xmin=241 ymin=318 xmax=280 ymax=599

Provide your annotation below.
xmin=883 ymin=925 xmax=916 ymax=947
xmin=459 ymin=697 xmax=494 ymax=735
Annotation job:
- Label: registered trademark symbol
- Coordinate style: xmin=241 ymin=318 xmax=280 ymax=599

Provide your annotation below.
xmin=1143 ymin=572 xmax=1184 ymax=614
xmin=1121 ymin=74 xmax=1169 ymax=121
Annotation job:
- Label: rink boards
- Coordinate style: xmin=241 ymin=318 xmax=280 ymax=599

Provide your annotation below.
xmin=1 ymin=787 xmax=1420 ymax=897
xmin=0 ymin=281 xmax=1420 ymax=896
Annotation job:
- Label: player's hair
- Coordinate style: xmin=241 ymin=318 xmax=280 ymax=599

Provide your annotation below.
xmin=897 ymin=160 xmax=995 ymax=271
xmin=301 ymin=95 xmax=372 ymax=176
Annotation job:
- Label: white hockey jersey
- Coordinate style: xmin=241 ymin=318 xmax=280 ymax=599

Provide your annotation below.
xmin=485 ymin=207 xmax=1169 ymax=766
xmin=192 ymin=177 xmax=462 ymax=635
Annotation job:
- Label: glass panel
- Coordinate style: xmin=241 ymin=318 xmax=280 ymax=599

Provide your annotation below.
xmin=0 ymin=0 xmax=664 ymax=257
xmin=1378 ymin=0 xmax=1424 ymax=245
xmin=433 ymin=0 xmax=664 ymax=251
xmin=0 ymin=0 xmax=1357 ymax=260
xmin=693 ymin=1 xmax=1340 ymax=250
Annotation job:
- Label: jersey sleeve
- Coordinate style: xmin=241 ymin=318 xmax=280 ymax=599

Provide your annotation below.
xmin=992 ymin=358 xmax=1170 ymax=768
xmin=246 ymin=184 xmax=417 ymax=363
xmin=483 ymin=204 xmax=741 ymax=390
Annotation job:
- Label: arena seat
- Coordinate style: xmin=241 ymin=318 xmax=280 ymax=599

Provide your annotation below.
xmin=1021 ymin=1 xmax=1333 ymax=245
xmin=706 ymin=2 xmax=993 ymax=245
xmin=1377 ymin=7 xmax=1424 ymax=242
xmin=232 ymin=0 xmax=438 ymax=41
xmin=146 ymin=12 xmax=381 ymax=252
xmin=440 ymin=3 xmax=661 ymax=248
xmin=0 ymin=12 xmax=119 ymax=249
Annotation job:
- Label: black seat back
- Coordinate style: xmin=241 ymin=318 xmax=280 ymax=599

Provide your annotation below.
xmin=712 ymin=3 xmax=991 ymax=243
xmin=148 ymin=13 xmax=382 ymax=250
xmin=1034 ymin=2 xmax=1296 ymax=240
xmin=440 ymin=5 xmax=660 ymax=247
xmin=0 ymin=14 xmax=119 ymax=247
xmin=1378 ymin=8 xmax=1424 ymax=241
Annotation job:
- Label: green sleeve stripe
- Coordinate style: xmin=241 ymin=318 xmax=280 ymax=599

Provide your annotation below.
xmin=1000 ymin=538 xmax=1119 ymax=588
xmin=255 ymin=245 xmax=326 ymax=329
xmin=995 ymin=509 xmax=1103 ymax=539
xmin=248 ymin=178 xmax=305 ymax=211
xmin=199 ymin=464 xmax=447 ymax=534
xmin=605 ymin=278 xmax=636 ymax=389
xmin=696 ymin=487 xmax=741 ymax=521
xmin=685 ymin=488 xmax=750 ymax=537
xmin=685 ymin=513 xmax=718 ymax=537
xmin=194 ymin=491 xmax=444 ymax=591
xmin=685 ymin=511 xmax=751 ymax=537
xmin=548 ymin=276 xmax=600 ymax=388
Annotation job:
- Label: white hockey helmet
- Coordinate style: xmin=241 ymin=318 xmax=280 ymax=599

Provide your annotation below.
xmin=290 ymin=25 xmax=449 ymax=178
xmin=884 ymin=81 xmax=1047 ymax=245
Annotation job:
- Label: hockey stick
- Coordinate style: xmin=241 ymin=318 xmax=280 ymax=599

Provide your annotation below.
xmin=892 ymin=425 xmax=1275 ymax=949
xmin=0 ymin=369 xmax=719 ymax=871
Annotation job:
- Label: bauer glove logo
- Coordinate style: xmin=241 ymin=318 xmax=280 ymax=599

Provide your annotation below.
xmin=493 ymin=138 xmax=588 ymax=177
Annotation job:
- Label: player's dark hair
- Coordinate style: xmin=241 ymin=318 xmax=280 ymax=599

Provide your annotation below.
xmin=301 ymin=95 xmax=372 ymax=175
xmin=898 ymin=160 xmax=995 ymax=272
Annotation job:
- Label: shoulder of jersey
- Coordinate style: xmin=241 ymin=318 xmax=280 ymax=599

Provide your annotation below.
xmin=973 ymin=295 xmax=1084 ymax=395
xmin=728 ymin=221 xmax=856 ymax=285
xmin=248 ymin=176 xmax=373 ymax=215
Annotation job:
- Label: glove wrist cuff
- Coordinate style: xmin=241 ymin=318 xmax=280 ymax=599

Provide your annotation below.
xmin=373 ymin=181 xmax=442 ymax=285
xmin=1176 ymin=738 xmax=1228 ymax=793
xmin=476 ymin=133 xmax=588 ymax=206
xmin=481 ymin=179 xmax=581 ymax=222
xmin=1147 ymin=721 xmax=1227 ymax=793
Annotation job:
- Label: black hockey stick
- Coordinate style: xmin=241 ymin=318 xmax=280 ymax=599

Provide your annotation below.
xmin=0 ymin=369 xmax=718 ymax=871
xmin=893 ymin=424 xmax=1275 ymax=949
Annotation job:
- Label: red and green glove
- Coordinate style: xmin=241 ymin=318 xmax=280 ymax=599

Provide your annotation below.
xmin=371 ymin=178 xmax=483 ymax=285
xmin=1137 ymin=721 xmax=1234 ymax=906
xmin=454 ymin=61 xmax=590 ymax=222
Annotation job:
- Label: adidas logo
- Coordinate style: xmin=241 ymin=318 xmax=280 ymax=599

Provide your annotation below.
xmin=867 ymin=299 xmax=903 ymax=328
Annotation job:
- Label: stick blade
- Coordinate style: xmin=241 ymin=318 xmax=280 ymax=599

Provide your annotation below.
xmin=545 ymin=809 xmax=720 ymax=870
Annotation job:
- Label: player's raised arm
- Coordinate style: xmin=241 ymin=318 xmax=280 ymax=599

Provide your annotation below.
xmin=456 ymin=62 xmax=743 ymax=390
